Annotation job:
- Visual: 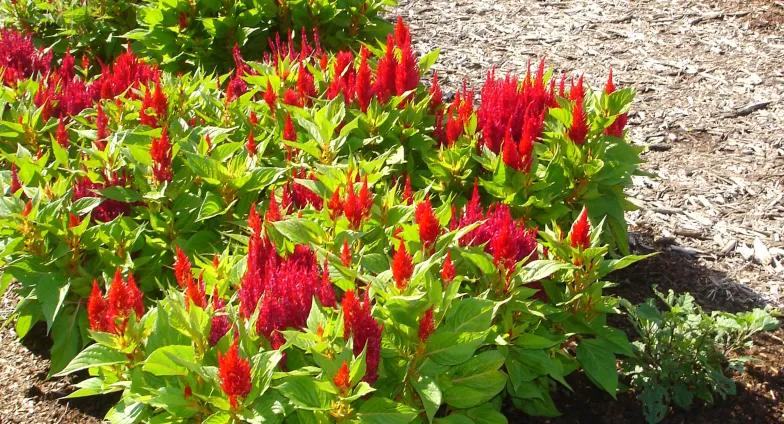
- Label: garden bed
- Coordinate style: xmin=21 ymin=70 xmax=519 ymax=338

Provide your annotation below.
xmin=1 ymin=0 xmax=782 ymax=422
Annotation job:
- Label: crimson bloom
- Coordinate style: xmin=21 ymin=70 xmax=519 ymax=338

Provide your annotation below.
xmin=418 ymin=308 xmax=435 ymax=342
xmin=56 ymin=116 xmax=69 ymax=147
xmin=441 ymin=252 xmax=455 ymax=283
xmin=333 ymin=361 xmax=351 ymax=394
xmin=150 ymin=128 xmax=172 ymax=182
xmin=392 ymin=240 xmax=413 ymax=289
xmin=88 ymin=268 xmax=144 ymax=334
xmin=415 ymin=198 xmax=440 ymax=248
xmin=209 ymin=287 xmax=230 ymax=346
xmin=341 ymin=290 xmax=382 ymax=384
xmin=341 ymin=239 xmax=352 ymax=267
xmin=218 ymin=337 xmax=252 ymax=409
xmin=283 ymin=114 xmax=296 ymax=141
xmin=569 ymin=207 xmax=591 ymax=249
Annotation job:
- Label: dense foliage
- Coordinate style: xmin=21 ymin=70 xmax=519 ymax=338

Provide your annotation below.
xmin=0 ymin=0 xmax=394 ymax=71
xmin=622 ymin=290 xmax=779 ymax=424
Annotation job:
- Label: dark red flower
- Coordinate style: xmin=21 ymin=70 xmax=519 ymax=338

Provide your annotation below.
xmin=178 ymin=12 xmax=188 ymax=30
xmin=96 ymin=104 xmax=108 ymax=150
xmin=56 ymin=116 xmax=69 ymax=147
xmin=266 ymin=190 xmax=282 ymax=222
xmin=392 ymin=240 xmax=413 ymax=289
xmin=569 ymin=207 xmax=591 ymax=249
xmin=355 ymin=47 xmax=373 ymax=112
xmin=341 ymin=290 xmax=382 ymax=384
xmin=150 ymin=128 xmax=172 ymax=182
xmin=328 ymin=187 xmax=342 ymax=220
xmin=264 ymin=82 xmax=277 ymax=113
xmin=9 ymin=163 xmax=21 ymax=194
xmin=209 ymin=288 xmax=230 ymax=346
xmin=418 ymin=307 xmax=435 ymax=342
xmin=246 ymin=130 xmax=257 ymax=156
xmin=296 ymin=60 xmax=316 ymax=101
xmin=218 ymin=337 xmax=252 ymax=409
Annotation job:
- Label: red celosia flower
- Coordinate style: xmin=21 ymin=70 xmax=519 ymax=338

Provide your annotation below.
xmin=21 ymin=199 xmax=32 ymax=217
xmin=569 ymin=75 xmax=585 ymax=102
xmin=9 ymin=163 xmax=21 ymax=194
xmin=218 ymin=337 xmax=252 ymax=409
xmin=605 ymin=68 xmax=616 ymax=95
xmin=341 ymin=290 xmax=382 ymax=384
xmin=264 ymin=81 xmax=277 ymax=113
xmin=341 ymin=239 xmax=352 ymax=267
xmin=185 ymin=272 xmax=207 ymax=310
xmin=283 ymin=88 xmax=302 ymax=107
xmin=250 ymin=111 xmax=258 ymax=126
xmin=394 ymin=16 xmax=411 ymax=47
xmin=358 ymin=177 xmax=373 ymax=216
xmin=68 ymin=213 xmax=81 ymax=228
xmin=174 ymin=246 xmax=192 ymax=288
xmin=418 ymin=307 xmax=435 ymax=342
xmin=402 ymin=174 xmax=413 ymax=205
xmin=502 ymin=130 xmax=523 ymax=170
xmin=287 ymin=172 xmax=324 ymax=210
xmin=355 ymin=47 xmax=373 ymax=112
xmin=248 ymin=203 xmax=262 ymax=236
xmin=415 ymin=198 xmax=440 ymax=249
xmin=395 ymin=42 xmax=419 ymax=99
xmin=184 ymin=385 xmax=192 ymax=399
xmin=0 ymin=29 xmax=51 ymax=86
xmin=96 ymin=104 xmax=108 ymax=150
xmin=569 ymin=207 xmax=591 ymax=249
xmin=266 ymin=191 xmax=281 ymax=222
xmin=343 ymin=182 xmax=362 ymax=229
xmin=246 ymin=130 xmax=257 ymax=156
xmin=333 ymin=361 xmax=351 ymax=394
xmin=603 ymin=69 xmax=628 ymax=138
xmin=56 ymin=116 xmax=69 ymax=147
xmin=296 ymin=60 xmax=316 ymax=102
xmin=178 ymin=12 xmax=188 ymax=30
xmin=319 ymin=259 xmax=336 ymax=307
xmin=441 ymin=252 xmax=455 ymax=283
xmin=568 ymin=98 xmax=589 ymax=145
xmin=328 ymin=187 xmax=342 ymax=220
xmin=150 ymin=128 xmax=173 ymax=182
xmin=326 ymin=51 xmax=356 ymax=102
xmin=72 ymin=171 xmax=133 ymax=222
xmin=87 ymin=280 xmax=108 ymax=331
xmin=373 ymin=35 xmax=396 ymax=104
xmin=140 ymin=82 xmax=167 ymax=127
xmin=283 ymin=114 xmax=296 ymax=141
xmin=392 ymin=240 xmax=413 ymax=289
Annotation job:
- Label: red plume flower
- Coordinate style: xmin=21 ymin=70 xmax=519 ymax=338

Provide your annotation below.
xmin=342 ymin=290 xmax=382 ymax=384
xmin=392 ymin=240 xmax=413 ymax=289
xmin=328 ymin=187 xmax=342 ymax=220
xmin=296 ymin=61 xmax=316 ymax=101
xmin=605 ymin=68 xmax=616 ymax=95
xmin=185 ymin=272 xmax=207 ymax=310
xmin=373 ymin=35 xmax=396 ymax=104
xmin=333 ymin=361 xmax=351 ymax=394
xmin=246 ymin=130 xmax=257 ymax=156
xmin=150 ymin=128 xmax=172 ymax=182
xmin=174 ymin=246 xmax=192 ymax=289
xmin=9 ymin=163 xmax=21 ymax=194
xmin=56 ymin=116 xmax=69 ymax=147
xmin=355 ymin=47 xmax=373 ymax=112
xmin=341 ymin=239 xmax=352 ymax=267
xmin=266 ymin=191 xmax=281 ymax=222
xmin=402 ymin=174 xmax=413 ymax=205
xmin=87 ymin=280 xmax=108 ymax=331
xmin=218 ymin=337 xmax=252 ymax=409
xmin=418 ymin=307 xmax=435 ymax=342
xmin=502 ymin=130 xmax=523 ymax=170
xmin=209 ymin=288 xmax=230 ymax=346
xmin=441 ymin=252 xmax=455 ymax=283
xmin=95 ymin=104 xmax=108 ymax=150
xmin=415 ymin=198 xmax=440 ymax=249
xmin=264 ymin=81 xmax=277 ymax=113
xmin=429 ymin=72 xmax=443 ymax=111
xmin=568 ymin=98 xmax=589 ymax=145
xmin=248 ymin=203 xmax=262 ymax=236
xmin=569 ymin=207 xmax=591 ymax=249
xmin=283 ymin=114 xmax=296 ymax=141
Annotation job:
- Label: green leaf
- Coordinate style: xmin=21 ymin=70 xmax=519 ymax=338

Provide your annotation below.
xmin=413 ymin=374 xmax=442 ymax=422
xmin=276 ymin=376 xmax=328 ymax=410
xmin=426 ymin=330 xmax=487 ymax=366
xmin=356 ymin=397 xmax=417 ymax=424
xmin=143 ymin=345 xmax=195 ymax=376
xmin=271 ymin=218 xmax=326 ymax=245
xmin=35 ymin=275 xmax=69 ymax=332
xmin=576 ymin=339 xmax=618 ymax=397
xmin=55 ymin=343 xmax=128 ymax=376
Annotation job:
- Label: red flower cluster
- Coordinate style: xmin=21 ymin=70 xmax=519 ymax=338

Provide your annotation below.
xmin=604 ymin=69 xmax=628 ymax=138
xmin=341 ymin=290 xmax=383 ymax=384
xmin=435 ymin=84 xmax=474 ymax=146
xmin=226 ymin=44 xmax=250 ymax=102
xmin=329 ymin=171 xmax=373 ymax=229
xmin=9 ymin=163 xmax=21 ymax=194
xmin=415 ymin=198 xmax=440 ymax=248
xmin=87 ymin=268 xmax=144 ymax=334
xmin=150 ymin=128 xmax=173 ymax=183
xmin=91 ymin=48 xmax=160 ymax=100
xmin=441 ymin=252 xmax=456 ymax=283
xmin=0 ymin=29 xmax=51 ymax=86
xmin=73 ymin=170 xmax=133 ymax=222
xmin=56 ymin=116 xmax=69 ymax=147
xmin=218 ymin=337 xmax=252 ymax=409
xmin=209 ymin=288 xmax=231 ymax=346
xmin=140 ymin=82 xmax=168 ymax=128
xmin=281 ymin=170 xmax=323 ymax=211
xmin=453 ymin=183 xmax=538 ymax=272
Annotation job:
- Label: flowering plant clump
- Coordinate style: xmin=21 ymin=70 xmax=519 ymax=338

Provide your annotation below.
xmin=1 ymin=16 xmax=650 ymax=423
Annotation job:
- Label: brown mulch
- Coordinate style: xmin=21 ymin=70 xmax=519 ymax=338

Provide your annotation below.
xmin=1 ymin=0 xmax=783 ymax=422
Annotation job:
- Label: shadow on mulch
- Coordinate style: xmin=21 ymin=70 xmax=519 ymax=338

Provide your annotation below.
xmin=20 ymin=322 xmax=121 ymax=420
xmin=508 ymin=230 xmax=783 ymax=423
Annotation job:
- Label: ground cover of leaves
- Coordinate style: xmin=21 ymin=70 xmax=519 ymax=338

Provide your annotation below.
xmin=1 ymin=0 xmax=782 ymax=422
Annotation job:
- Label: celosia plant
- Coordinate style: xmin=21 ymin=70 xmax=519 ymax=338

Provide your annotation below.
xmin=1 ymin=17 xmax=648 ymax=423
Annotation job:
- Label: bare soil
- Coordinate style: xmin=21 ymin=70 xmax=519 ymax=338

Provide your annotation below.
xmin=1 ymin=0 xmax=783 ymax=422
